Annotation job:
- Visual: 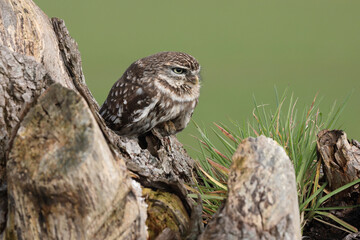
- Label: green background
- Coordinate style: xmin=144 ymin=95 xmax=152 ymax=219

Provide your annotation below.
xmin=34 ymin=0 xmax=360 ymax=157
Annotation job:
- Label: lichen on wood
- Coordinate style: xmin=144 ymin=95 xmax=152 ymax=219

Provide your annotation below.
xmin=143 ymin=188 xmax=190 ymax=239
xmin=199 ymin=136 xmax=301 ymax=240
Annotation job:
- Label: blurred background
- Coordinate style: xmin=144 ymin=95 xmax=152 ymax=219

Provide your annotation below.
xmin=34 ymin=0 xmax=360 ymax=157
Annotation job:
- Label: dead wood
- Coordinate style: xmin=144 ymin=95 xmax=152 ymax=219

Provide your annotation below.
xmin=143 ymin=188 xmax=190 ymax=239
xmin=50 ymin=17 xmax=195 ymax=211
xmin=312 ymin=129 xmax=360 ymax=240
xmin=0 ymin=0 xmax=75 ymax=89
xmin=317 ymin=129 xmax=360 ymax=195
xmin=0 ymin=0 xmax=198 ymax=239
xmin=50 ymin=16 xmax=197 ymax=239
xmin=0 ymin=44 xmax=53 ymax=230
xmin=5 ymin=83 xmax=147 ymax=239
xmin=0 ymin=0 xmax=77 ymax=231
xmin=199 ymin=136 xmax=301 ymax=240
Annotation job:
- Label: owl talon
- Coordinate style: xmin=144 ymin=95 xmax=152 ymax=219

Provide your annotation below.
xmin=164 ymin=121 xmax=177 ymax=136
xmin=154 ymin=121 xmax=177 ymax=137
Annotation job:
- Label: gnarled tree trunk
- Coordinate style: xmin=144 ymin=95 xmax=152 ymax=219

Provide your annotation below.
xmin=0 ymin=0 xmax=302 ymax=239
xmin=0 ymin=1 xmax=199 ymax=239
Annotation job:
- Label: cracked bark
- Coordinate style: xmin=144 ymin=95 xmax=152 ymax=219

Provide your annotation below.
xmin=317 ymin=130 xmax=360 ymax=195
xmin=0 ymin=44 xmax=53 ymax=231
xmin=6 ymin=83 xmax=147 ymax=239
xmin=315 ymin=130 xmax=360 ymax=240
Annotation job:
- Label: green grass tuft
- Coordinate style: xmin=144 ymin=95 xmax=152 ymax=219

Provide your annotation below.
xmin=188 ymin=90 xmax=357 ymax=232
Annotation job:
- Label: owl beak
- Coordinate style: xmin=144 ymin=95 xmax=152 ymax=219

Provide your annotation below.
xmin=189 ymin=75 xmax=199 ymax=85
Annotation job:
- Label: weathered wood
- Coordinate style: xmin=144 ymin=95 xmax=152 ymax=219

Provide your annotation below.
xmin=0 ymin=1 xmax=79 ymax=201
xmin=0 ymin=0 xmax=78 ymax=231
xmin=199 ymin=136 xmax=301 ymax=240
xmin=0 ymin=44 xmax=53 ymax=230
xmin=5 ymin=83 xmax=147 ymax=239
xmin=154 ymin=228 xmax=181 ymax=240
xmin=0 ymin=0 xmax=199 ymax=238
xmin=143 ymin=188 xmax=189 ymax=239
xmin=0 ymin=0 xmax=75 ymax=89
xmin=317 ymin=129 xmax=360 ymax=194
xmin=50 ymin=14 xmax=197 ymax=239
xmin=50 ymin=9 xmax=195 ymax=207
xmin=311 ymin=130 xmax=360 ymax=240
xmin=342 ymin=231 xmax=360 ymax=240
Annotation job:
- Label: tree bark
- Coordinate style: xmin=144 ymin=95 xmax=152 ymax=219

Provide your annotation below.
xmin=0 ymin=44 xmax=53 ymax=231
xmin=0 ymin=0 xmax=75 ymax=89
xmin=0 ymin=0 xmax=77 ymax=230
xmin=6 ymin=83 xmax=147 ymax=239
xmin=0 ymin=0 xmax=197 ymax=239
xmin=317 ymin=130 xmax=360 ymax=195
xmin=316 ymin=130 xmax=360 ymax=240
xmin=199 ymin=136 xmax=301 ymax=240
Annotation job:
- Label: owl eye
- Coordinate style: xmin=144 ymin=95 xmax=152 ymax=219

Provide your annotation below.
xmin=172 ymin=67 xmax=187 ymax=74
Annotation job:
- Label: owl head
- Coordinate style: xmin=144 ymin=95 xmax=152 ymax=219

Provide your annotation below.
xmin=131 ymin=52 xmax=201 ymax=96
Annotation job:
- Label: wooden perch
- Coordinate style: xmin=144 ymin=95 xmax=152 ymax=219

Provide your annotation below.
xmin=0 ymin=0 xmax=197 ymax=238
xmin=49 ymin=17 xmax=195 ymax=210
xmin=50 ymin=16 xmax=197 ymax=239
xmin=199 ymin=136 xmax=301 ymax=240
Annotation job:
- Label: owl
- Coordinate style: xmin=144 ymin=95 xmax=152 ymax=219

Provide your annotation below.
xmin=99 ymin=52 xmax=201 ymax=137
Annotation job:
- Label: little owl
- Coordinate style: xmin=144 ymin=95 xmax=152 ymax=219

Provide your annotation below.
xmin=99 ymin=52 xmax=200 ymax=137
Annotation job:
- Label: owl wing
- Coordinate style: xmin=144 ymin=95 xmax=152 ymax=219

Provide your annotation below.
xmin=100 ymin=77 xmax=159 ymax=134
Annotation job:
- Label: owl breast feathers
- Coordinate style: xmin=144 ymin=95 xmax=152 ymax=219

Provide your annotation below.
xmin=99 ymin=51 xmax=201 ymax=137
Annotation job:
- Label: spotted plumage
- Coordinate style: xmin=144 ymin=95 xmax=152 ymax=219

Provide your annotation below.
xmin=99 ymin=52 xmax=201 ymax=137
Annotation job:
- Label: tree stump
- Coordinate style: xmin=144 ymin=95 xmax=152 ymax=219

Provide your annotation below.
xmin=0 ymin=0 xmax=198 ymax=238
xmin=312 ymin=130 xmax=360 ymax=240
xmin=199 ymin=136 xmax=301 ymax=240
xmin=317 ymin=130 xmax=360 ymax=194
xmin=6 ymin=83 xmax=147 ymax=239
